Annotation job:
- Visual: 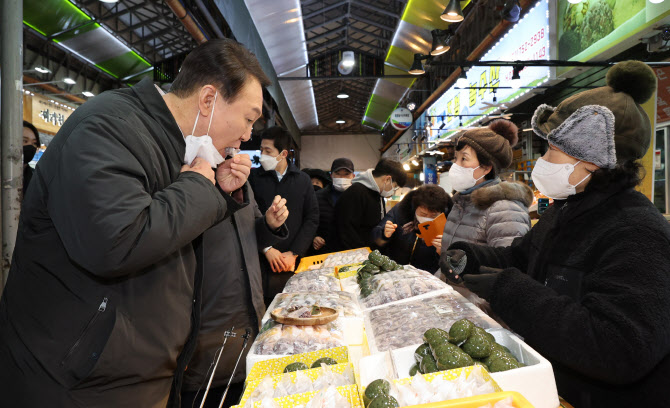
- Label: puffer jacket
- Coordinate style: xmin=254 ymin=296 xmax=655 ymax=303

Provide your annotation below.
xmin=441 ymin=180 xmax=533 ymax=249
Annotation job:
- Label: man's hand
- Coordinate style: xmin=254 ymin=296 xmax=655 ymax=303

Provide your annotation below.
xmin=216 ymin=154 xmax=252 ymax=193
xmin=281 ymin=251 xmax=298 ymax=272
xmin=181 ymin=157 xmax=215 ymax=184
xmin=313 ymin=236 xmax=326 ymax=250
xmin=432 ymin=238 xmax=442 ymax=255
xmin=462 ymin=266 xmax=503 ymax=301
xmin=265 ymin=195 xmax=289 ymax=231
xmin=265 ymin=248 xmax=287 ymax=273
xmin=383 ymin=220 xmax=397 ymax=238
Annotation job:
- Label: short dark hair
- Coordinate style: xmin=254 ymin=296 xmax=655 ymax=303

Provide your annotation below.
xmin=412 ymin=184 xmax=453 ymax=213
xmin=372 ymin=159 xmax=407 ymax=187
xmin=261 ymin=126 xmax=292 ymax=153
xmin=585 ymin=160 xmax=643 ymax=193
xmin=23 ymin=120 xmax=41 ymax=147
xmin=170 ymin=39 xmax=270 ymax=101
xmin=456 ymin=139 xmax=496 ymax=180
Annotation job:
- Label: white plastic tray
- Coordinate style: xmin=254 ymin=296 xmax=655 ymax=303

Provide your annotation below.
xmin=391 ymin=328 xmax=559 ymax=408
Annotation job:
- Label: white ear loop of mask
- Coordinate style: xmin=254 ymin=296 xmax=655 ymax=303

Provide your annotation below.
xmin=191 ymin=91 xmax=218 ymax=136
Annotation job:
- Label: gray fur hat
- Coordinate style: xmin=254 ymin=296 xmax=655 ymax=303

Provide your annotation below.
xmin=531 ymin=60 xmax=657 ymax=169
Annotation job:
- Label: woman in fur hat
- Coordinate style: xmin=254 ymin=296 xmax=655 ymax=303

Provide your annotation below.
xmin=437 ymin=119 xmax=534 ymax=306
xmin=443 ymin=61 xmax=670 ymax=407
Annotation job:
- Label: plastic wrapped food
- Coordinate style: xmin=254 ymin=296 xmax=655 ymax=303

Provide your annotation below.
xmin=270 ymin=292 xmax=362 ymax=318
xmin=295 ymin=386 xmax=352 ymax=408
xmin=283 ymin=271 xmax=340 ymax=293
xmin=365 ymin=294 xmax=501 ymax=352
xmin=322 ymin=249 xmax=370 ymax=268
xmin=476 ymin=396 xmax=515 ymax=408
xmin=254 ymin=321 xmax=345 ymax=355
xmin=391 ymin=366 xmax=497 ymax=406
xmin=360 ymin=268 xmax=447 ymax=308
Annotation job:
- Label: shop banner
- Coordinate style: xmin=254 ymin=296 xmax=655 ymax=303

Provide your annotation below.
xmin=423 ymin=155 xmax=437 ymax=185
xmin=557 ymin=0 xmax=670 ymax=75
xmin=427 ymin=0 xmax=550 ymax=141
xmin=656 ymin=66 xmax=670 ymax=125
xmin=31 ymin=93 xmax=74 ymax=134
xmin=638 ymin=85 xmax=658 ymax=201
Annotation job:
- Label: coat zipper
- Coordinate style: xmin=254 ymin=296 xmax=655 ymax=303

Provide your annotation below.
xmin=60 ymin=297 xmax=108 ymax=367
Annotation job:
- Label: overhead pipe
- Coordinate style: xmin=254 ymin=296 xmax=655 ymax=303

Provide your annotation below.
xmin=381 ymin=0 xmax=534 ymax=153
xmin=194 ymin=0 xmax=226 ymax=39
xmin=164 ymin=0 xmax=208 ymax=44
xmin=23 ymin=76 xmax=86 ymax=103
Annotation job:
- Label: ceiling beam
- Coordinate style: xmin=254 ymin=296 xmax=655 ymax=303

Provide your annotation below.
xmin=348 ymin=26 xmax=389 ymax=43
xmin=306 ymin=26 xmax=347 ymax=44
xmin=308 ymin=36 xmax=346 ymax=54
xmin=352 ymin=1 xmax=401 ymax=19
xmin=304 ymin=16 xmax=344 ymax=32
xmin=118 ymin=15 xmax=163 ymax=34
xmin=349 ymin=13 xmax=395 ymax=32
xmin=98 ymin=3 xmax=148 ymax=22
xmin=302 ymin=1 xmax=348 ymax=20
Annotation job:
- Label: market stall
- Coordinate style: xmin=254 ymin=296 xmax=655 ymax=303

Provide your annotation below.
xmin=226 ymin=247 xmax=561 ymax=408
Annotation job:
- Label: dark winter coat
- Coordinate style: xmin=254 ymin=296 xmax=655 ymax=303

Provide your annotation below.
xmin=249 ymin=163 xmax=319 ymax=301
xmin=449 ymin=182 xmax=670 ymax=408
xmin=183 ymin=184 xmax=287 ymax=391
xmin=311 ymin=184 xmax=344 ymax=255
xmin=0 ymin=78 xmax=243 ymax=408
xmin=335 ymin=182 xmax=385 ymax=250
xmin=372 ymin=189 xmax=452 ymax=272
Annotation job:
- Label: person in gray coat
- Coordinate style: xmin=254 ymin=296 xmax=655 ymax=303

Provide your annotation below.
xmin=182 ymin=184 xmax=288 ymax=408
xmin=438 ymin=120 xmax=533 ymax=306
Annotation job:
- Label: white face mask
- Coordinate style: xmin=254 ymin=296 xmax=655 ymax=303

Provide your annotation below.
xmin=380 ymin=178 xmax=396 ymax=198
xmin=416 ymin=214 xmax=437 ymax=224
xmin=449 ymin=163 xmax=485 ymax=192
xmin=531 ymin=157 xmax=591 ymax=200
xmin=183 ymin=91 xmax=225 ymax=168
xmin=259 ymin=153 xmax=283 ymax=171
xmin=332 ymin=177 xmax=352 ymax=192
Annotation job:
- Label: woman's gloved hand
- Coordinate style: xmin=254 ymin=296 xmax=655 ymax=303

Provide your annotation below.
xmin=441 ymin=249 xmax=467 ymax=283
xmin=462 ymin=266 xmax=503 ymax=300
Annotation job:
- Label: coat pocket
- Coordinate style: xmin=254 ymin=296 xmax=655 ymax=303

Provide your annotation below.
xmin=59 ymin=297 xmax=116 ymax=388
xmin=544 ymin=264 xmax=584 ymax=300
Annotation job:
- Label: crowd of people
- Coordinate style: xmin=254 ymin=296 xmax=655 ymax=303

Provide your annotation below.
xmin=1 ymin=39 xmax=669 ymax=408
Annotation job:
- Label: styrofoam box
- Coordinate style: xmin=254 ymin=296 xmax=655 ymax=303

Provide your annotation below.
xmin=261 ymin=294 xmax=365 ymax=346
xmin=390 ymin=329 xmax=559 ymax=408
xmin=358 ymin=352 xmax=397 ymax=389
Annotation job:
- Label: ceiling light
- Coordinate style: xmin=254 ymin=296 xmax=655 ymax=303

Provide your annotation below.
xmin=455 ymin=69 xmax=468 ymax=88
xmin=336 ymin=87 xmax=349 ymax=99
xmin=407 ymin=102 xmax=416 ymax=111
xmin=34 ymin=66 xmax=51 ymax=74
xmin=100 ymin=0 xmax=119 ymax=3
xmin=412 ymin=159 xmax=419 ymax=166
xmin=441 ymin=0 xmax=464 ymax=22
xmin=650 ymin=0 xmax=664 ymax=3
xmin=510 ymin=66 xmax=522 ymax=89
xmin=420 ymin=172 xmax=425 ymax=182
xmin=63 ymin=78 xmax=76 ymax=85
xmin=82 ymin=91 xmax=95 ymax=97
xmin=502 ymin=0 xmax=522 ymax=23
xmin=403 ymin=163 xmax=411 ymax=171
xmin=409 ymin=54 xmax=426 ymax=75
xmin=567 ymin=0 xmax=581 ymax=3
xmin=430 ymin=29 xmax=452 ymax=56
xmin=341 ymin=51 xmax=355 ymax=68
xmin=335 ymin=118 xmax=346 ymax=124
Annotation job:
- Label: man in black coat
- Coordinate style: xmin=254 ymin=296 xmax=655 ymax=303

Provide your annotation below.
xmin=0 ymin=39 xmax=270 ymax=408
xmin=445 ymin=61 xmax=670 ymax=407
xmin=334 ymin=158 xmax=407 ymax=250
xmin=248 ymin=127 xmax=319 ymax=305
xmin=310 ymin=158 xmax=356 ymax=255
xmin=181 ymin=184 xmax=288 ymax=408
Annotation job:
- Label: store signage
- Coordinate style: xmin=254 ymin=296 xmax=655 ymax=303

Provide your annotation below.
xmin=427 ymin=0 xmax=550 ymax=140
xmin=390 ymin=107 xmax=413 ymax=130
xmin=31 ymin=93 xmax=74 ymax=134
xmin=557 ymin=0 xmax=670 ymax=74
xmin=656 ymin=66 xmax=670 ymax=124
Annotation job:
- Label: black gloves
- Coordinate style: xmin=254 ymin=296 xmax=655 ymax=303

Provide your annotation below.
xmin=462 ymin=266 xmax=503 ymax=300
xmin=440 ymin=249 xmax=467 ymax=283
